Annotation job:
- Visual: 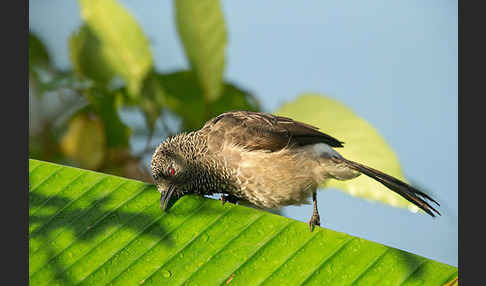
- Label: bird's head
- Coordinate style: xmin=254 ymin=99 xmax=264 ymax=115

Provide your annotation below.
xmin=151 ymin=142 xmax=191 ymax=211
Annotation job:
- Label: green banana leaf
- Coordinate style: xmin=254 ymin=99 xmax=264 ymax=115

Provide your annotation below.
xmin=29 ymin=159 xmax=457 ymax=285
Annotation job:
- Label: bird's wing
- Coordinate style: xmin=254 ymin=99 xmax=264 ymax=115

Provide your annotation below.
xmin=201 ymin=111 xmax=344 ymax=152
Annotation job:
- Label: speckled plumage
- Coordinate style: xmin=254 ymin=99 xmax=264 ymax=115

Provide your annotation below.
xmin=151 ymin=111 xmax=440 ymax=230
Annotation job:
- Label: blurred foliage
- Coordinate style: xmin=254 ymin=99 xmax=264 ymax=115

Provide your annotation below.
xmin=29 ymin=0 xmax=259 ymax=182
xmin=60 ymin=111 xmax=107 ymax=169
xmin=78 ymin=0 xmax=153 ymax=96
xmin=29 ymin=33 xmax=50 ymax=76
xmin=175 ymin=0 xmax=227 ymax=102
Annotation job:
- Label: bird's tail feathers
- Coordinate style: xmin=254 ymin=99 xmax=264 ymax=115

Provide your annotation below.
xmin=337 ymin=157 xmax=441 ymax=217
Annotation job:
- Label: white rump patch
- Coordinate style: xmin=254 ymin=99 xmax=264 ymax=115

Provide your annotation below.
xmin=311 ymin=143 xmax=342 ymax=158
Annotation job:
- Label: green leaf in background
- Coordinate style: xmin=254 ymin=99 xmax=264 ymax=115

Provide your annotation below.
xmin=78 ymin=0 xmax=153 ymax=97
xmin=147 ymin=71 xmax=259 ymax=131
xmin=155 ymin=71 xmax=206 ymax=130
xmin=175 ymin=0 xmax=227 ymax=102
xmin=89 ymin=91 xmax=131 ymax=149
xmin=69 ymin=25 xmax=116 ymax=85
xmin=29 ymin=159 xmax=457 ymax=285
xmin=275 ymin=94 xmax=425 ymax=213
xmin=139 ymin=71 xmax=169 ymax=133
xmin=29 ymin=32 xmax=56 ymax=98
xmin=29 ymin=32 xmax=50 ymax=74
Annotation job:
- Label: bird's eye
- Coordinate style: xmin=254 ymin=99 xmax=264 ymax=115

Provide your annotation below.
xmin=168 ymin=167 xmax=176 ymax=176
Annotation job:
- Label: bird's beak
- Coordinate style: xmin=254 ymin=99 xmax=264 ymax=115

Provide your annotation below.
xmin=160 ymin=184 xmax=176 ymax=211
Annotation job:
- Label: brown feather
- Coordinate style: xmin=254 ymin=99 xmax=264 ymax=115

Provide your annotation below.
xmin=201 ymin=111 xmax=344 ymax=152
xmin=337 ymin=157 xmax=441 ymax=217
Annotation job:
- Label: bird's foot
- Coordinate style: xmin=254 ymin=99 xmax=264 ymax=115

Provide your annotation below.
xmin=308 ymin=211 xmax=321 ymax=232
xmin=220 ymin=194 xmax=239 ymax=205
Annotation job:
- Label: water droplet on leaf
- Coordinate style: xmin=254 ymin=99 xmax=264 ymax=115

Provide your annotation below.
xmin=162 ymin=270 xmax=172 ymax=278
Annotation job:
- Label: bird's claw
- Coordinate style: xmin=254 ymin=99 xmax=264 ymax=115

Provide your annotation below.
xmin=308 ymin=213 xmax=321 ymax=232
xmin=220 ymin=194 xmax=238 ymax=205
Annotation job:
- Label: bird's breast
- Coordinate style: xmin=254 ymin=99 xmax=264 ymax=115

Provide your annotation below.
xmin=213 ymin=144 xmax=320 ymax=208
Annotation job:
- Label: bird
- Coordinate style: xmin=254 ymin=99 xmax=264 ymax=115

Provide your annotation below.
xmin=151 ymin=111 xmax=440 ymax=231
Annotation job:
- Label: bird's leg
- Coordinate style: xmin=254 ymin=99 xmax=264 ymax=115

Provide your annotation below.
xmin=308 ymin=190 xmax=321 ymax=231
xmin=220 ymin=193 xmax=239 ymax=205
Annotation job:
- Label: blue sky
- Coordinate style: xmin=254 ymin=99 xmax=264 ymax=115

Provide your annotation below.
xmin=30 ymin=0 xmax=457 ymax=266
